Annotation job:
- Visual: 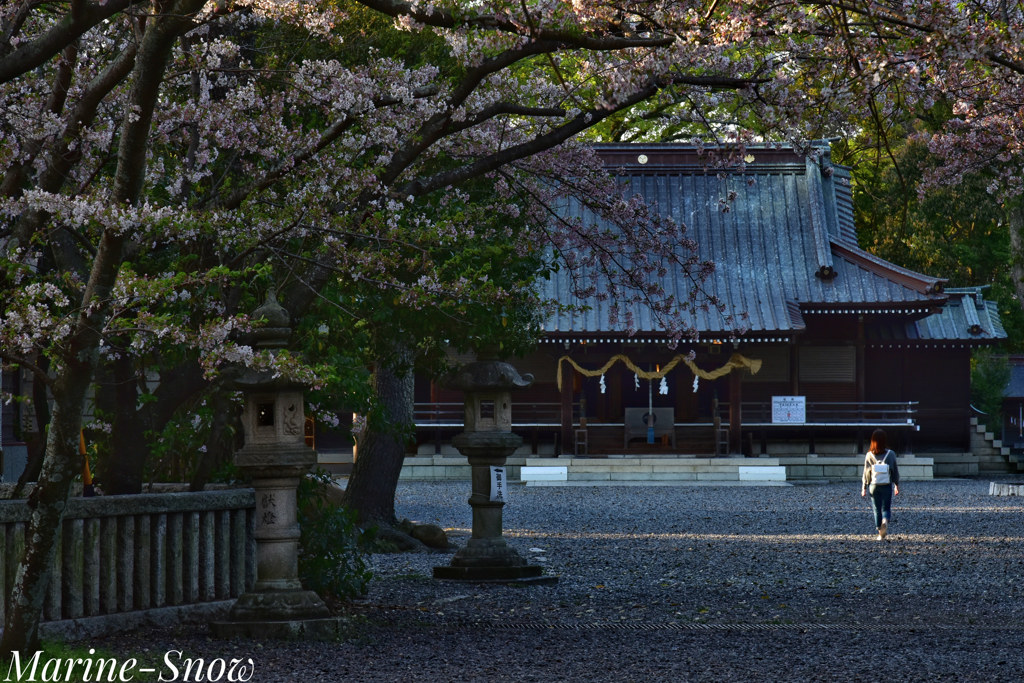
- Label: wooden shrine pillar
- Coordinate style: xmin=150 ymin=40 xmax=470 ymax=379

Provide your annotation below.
xmin=856 ymin=316 xmax=866 ymax=402
xmin=609 ymin=366 xmax=622 ymax=422
xmin=560 ymin=359 xmax=573 ymax=455
xmin=789 ymin=344 xmax=800 ymax=396
xmin=856 ymin=317 xmax=866 ymax=453
xmin=729 ymin=370 xmax=742 ymax=456
xmin=430 ymin=380 xmax=441 ymax=455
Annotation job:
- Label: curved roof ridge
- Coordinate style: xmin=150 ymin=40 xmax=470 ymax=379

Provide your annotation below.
xmin=829 ymin=238 xmax=946 ymax=296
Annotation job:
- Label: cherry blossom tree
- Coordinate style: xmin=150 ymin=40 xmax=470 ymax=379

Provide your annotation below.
xmin=4 ymin=0 xmax=1022 ymax=654
xmin=0 ymin=0 xmax=781 ymax=654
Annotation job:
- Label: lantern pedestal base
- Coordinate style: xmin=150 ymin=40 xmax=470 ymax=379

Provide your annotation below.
xmin=433 ymin=565 xmax=557 ymax=585
xmin=449 ymin=539 xmax=527 ymax=567
xmin=223 ymin=587 xmax=332 ymax=621
xmin=211 ymin=588 xmax=338 ymax=639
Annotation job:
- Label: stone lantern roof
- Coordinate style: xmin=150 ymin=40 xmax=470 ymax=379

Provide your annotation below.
xmin=230 ymin=290 xmax=304 ymax=393
xmin=444 ymin=360 xmax=534 ymax=393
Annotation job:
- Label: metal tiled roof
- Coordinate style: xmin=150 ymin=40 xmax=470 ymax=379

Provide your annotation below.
xmin=865 ymin=288 xmax=1006 ymax=343
xmin=831 ymin=165 xmax=858 ymax=245
xmin=1005 ymin=362 xmax=1024 ymax=398
xmin=542 ymin=144 xmax=953 ymax=337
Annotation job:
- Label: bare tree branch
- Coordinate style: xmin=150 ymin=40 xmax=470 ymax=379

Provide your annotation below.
xmin=0 ymin=40 xmax=79 ymax=198
xmin=398 ymin=73 xmax=759 ymax=198
xmin=441 ymin=102 xmax=567 ymax=136
xmin=0 ymin=0 xmax=39 ymax=58
xmin=10 ymin=41 xmax=138 ymax=277
xmin=801 ymin=0 xmax=1024 ymax=75
xmin=211 ymin=85 xmax=439 ymax=211
xmin=373 ymin=39 xmax=572 ymax=192
xmin=0 ymin=352 xmax=55 ymax=388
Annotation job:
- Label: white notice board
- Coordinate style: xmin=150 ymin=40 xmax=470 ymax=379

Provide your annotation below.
xmin=772 ymin=396 xmax=806 ymax=424
xmin=490 ymin=466 xmax=507 ymax=502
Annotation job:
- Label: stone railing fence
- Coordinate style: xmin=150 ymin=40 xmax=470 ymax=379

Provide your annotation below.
xmin=0 ymin=489 xmax=256 ymax=630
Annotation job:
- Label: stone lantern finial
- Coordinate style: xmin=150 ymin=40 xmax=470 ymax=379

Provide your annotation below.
xmin=249 ymin=289 xmax=292 ymax=349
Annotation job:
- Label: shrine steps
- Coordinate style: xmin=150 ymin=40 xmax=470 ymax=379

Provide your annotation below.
xmin=396 ymin=453 xmax=935 ymax=483
xmin=921 ymin=450 xmax=1024 ymax=477
xmin=400 ymin=456 xmax=530 ymax=482
xmin=969 ymin=418 xmax=1020 ymax=474
xmin=776 ymin=455 xmax=933 ymax=481
xmin=581 ymin=425 xmax=716 ymax=456
xmin=521 ymin=457 xmax=786 ymax=486
xmin=525 ymin=480 xmax=792 ymax=487
xmin=398 ymin=455 xmax=788 ymax=484
xmin=926 ymin=453 xmax=979 ymax=477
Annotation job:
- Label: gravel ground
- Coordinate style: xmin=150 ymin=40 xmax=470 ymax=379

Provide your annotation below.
xmin=106 ymin=479 xmax=1024 ymax=682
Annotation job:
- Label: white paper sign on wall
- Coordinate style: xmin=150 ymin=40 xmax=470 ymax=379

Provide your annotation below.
xmin=490 ymin=466 xmax=507 ymax=502
xmin=772 ymin=396 xmax=806 ymax=424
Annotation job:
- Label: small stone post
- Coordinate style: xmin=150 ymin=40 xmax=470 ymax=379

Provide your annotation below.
xmin=434 ymin=354 xmax=555 ymax=584
xmin=211 ymin=293 xmax=339 ymax=639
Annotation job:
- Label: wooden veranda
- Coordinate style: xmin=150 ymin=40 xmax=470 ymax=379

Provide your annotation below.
xmin=413 ymin=399 xmax=919 ymax=457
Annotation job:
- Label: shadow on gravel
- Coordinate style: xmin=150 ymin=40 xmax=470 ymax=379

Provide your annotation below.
xmin=101 ymin=481 xmax=1024 ymax=682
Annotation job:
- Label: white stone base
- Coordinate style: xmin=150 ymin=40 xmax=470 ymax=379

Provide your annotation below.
xmin=739 ymin=466 xmax=786 ymax=481
xmin=526 ymin=480 xmax=793 ymax=487
xmin=989 ymin=482 xmax=1024 ymax=496
xmin=521 ymin=466 xmax=568 ymax=482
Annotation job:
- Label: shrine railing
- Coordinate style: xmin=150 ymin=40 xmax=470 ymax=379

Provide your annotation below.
xmin=717 ymin=401 xmax=918 ymax=426
xmin=414 ymin=402 xmax=576 ymax=427
xmin=0 ymin=489 xmax=255 ymax=629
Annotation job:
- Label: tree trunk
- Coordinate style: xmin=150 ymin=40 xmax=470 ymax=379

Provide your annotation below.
xmin=93 ymin=355 xmax=208 ymax=494
xmin=100 ymin=354 xmax=148 ymax=494
xmin=340 ymin=347 xmax=415 ymax=526
xmin=0 ymin=319 xmax=114 ymax=655
xmin=14 ymin=353 xmax=50 ymax=496
xmin=189 ymin=389 xmax=236 ymax=492
xmin=0 ymin=0 xmax=200 ymax=655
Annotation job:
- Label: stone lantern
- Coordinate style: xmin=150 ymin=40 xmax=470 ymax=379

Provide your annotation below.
xmin=433 ymin=354 xmax=555 ymax=584
xmin=211 ymin=292 xmax=339 ymax=638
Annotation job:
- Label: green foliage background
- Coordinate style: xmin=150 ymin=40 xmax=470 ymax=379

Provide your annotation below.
xmin=297 ymin=468 xmax=375 ymax=600
xmin=971 ymin=350 xmax=1011 ymax=428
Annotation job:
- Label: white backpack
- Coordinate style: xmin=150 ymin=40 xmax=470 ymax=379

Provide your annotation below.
xmin=871 ymin=452 xmax=891 ymax=485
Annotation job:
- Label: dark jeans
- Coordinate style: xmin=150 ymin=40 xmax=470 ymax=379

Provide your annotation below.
xmin=869 ymin=484 xmax=892 ymax=529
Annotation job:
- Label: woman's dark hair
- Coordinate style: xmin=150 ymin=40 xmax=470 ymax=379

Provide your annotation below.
xmin=870 ymin=429 xmax=888 ymax=455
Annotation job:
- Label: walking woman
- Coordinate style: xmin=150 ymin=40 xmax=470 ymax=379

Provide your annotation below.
xmin=861 ymin=429 xmax=900 ymax=540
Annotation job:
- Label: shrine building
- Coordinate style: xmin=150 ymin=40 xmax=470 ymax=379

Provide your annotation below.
xmin=413 ymin=143 xmax=1006 ymax=459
